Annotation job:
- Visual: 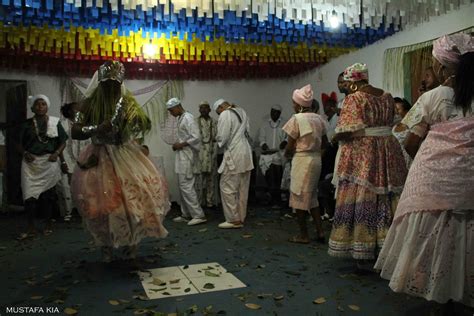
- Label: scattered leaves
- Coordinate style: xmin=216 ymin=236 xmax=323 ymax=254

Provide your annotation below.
xmin=169 ymin=279 xmax=180 ymax=284
xmin=64 ymin=307 xmax=78 ymax=315
xmin=109 ymin=300 xmax=120 ymax=305
xmin=182 ymin=265 xmax=189 ymax=269
xmin=203 ymin=283 xmax=215 ymax=289
xmin=273 ymin=295 xmax=284 ymax=301
xmin=184 ymin=288 xmax=191 ymax=293
xmin=30 ymin=296 xmax=43 ymax=300
xmin=133 ymin=295 xmax=148 ymax=301
xmin=187 ymin=304 xmax=198 ymax=314
xmin=198 ymin=228 xmax=208 ymax=233
xmin=205 ymin=271 xmax=219 ymax=277
xmin=245 ymin=303 xmax=261 ymax=310
xmin=348 ymin=304 xmax=360 ymax=311
xmin=242 ymin=234 xmax=253 ymax=239
xmin=150 ymin=278 xmax=166 ymax=286
xmin=313 ymin=297 xmax=327 ymax=304
xmin=337 ymin=305 xmax=345 ymax=312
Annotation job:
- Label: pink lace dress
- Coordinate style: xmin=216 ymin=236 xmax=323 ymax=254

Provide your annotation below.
xmin=374 ymin=85 xmax=474 ymax=306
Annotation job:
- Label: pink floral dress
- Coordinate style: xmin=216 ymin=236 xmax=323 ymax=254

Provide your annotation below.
xmin=328 ymin=91 xmax=407 ymax=260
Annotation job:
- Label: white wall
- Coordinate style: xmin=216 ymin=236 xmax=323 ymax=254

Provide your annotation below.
xmin=295 ymin=2 xmax=474 ymax=101
xmin=0 ymin=71 xmax=301 ymax=201
xmin=1 ymin=2 xmax=472 ymax=201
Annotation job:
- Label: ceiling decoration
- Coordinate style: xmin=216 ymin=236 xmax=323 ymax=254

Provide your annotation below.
xmin=0 ymin=0 xmax=468 ymax=79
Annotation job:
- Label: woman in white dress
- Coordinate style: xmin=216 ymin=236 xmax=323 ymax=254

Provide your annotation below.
xmin=374 ymin=34 xmax=474 ymax=309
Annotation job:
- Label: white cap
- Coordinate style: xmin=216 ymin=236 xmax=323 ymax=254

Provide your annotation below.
xmin=199 ymin=101 xmax=210 ymax=106
xmin=28 ymin=94 xmax=51 ymax=108
xmin=213 ymin=98 xmax=227 ymax=111
xmin=166 ymin=97 xmax=181 ymax=109
xmin=271 ymin=104 xmax=282 ymax=111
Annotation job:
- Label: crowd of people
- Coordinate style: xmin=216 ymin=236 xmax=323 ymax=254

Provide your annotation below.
xmin=15 ymin=33 xmax=473 ymax=308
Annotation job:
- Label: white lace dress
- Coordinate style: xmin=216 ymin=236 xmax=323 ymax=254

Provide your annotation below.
xmin=374 ymin=86 xmax=474 ymax=307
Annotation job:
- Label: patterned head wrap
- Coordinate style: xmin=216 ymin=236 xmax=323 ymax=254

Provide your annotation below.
xmin=98 ymin=60 xmax=125 ymax=83
xmin=292 ymin=84 xmax=313 ymax=108
xmin=28 ymin=94 xmax=50 ymax=108
xmin=432 ymin=34 xmax=474 ymax=67
xmin=343 ymin=63 xmax=369 ymax=82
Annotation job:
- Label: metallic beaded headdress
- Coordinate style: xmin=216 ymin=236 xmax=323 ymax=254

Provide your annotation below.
xmin=98 ymin=61 xmax=125 ymax=83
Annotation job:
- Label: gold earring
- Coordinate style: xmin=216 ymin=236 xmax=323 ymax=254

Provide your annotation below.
xmin=349 ymin=83 xmax=358 ymax=92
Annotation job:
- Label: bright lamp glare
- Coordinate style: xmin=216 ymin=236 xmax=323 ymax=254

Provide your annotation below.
xmin=329 ymin=11 xmax=340 ymax=29
xmin=143 ymin=43 xmax=158 ymax=59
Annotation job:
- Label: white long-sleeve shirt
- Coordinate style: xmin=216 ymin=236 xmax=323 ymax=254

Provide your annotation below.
xmin=60 ymin=118 xmax=90 ymax=170
xmin=258 ymin=118 xmax=287 ymax=150
xmin=257 ymin=118 xmax=287 ymax=171
xmin=175 ymin=112 xmax=200 ymax=175
xmin=326 ymin=114 xmax=339 ymax=141
xmin=216 ymin=107 xmax=254 ymax=174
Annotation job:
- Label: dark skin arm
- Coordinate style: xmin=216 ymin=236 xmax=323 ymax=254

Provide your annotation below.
xmin=48 ymin=142 xmax=66 ymax=162
xmin=404 ymin=132 xmax=423 ymax=159
xmin=71 ymin=120 xmax=113 ymax=140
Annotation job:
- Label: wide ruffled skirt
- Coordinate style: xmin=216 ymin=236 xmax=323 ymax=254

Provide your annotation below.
xmin=328 ymin=180 xmax=398 ymax=260
xmin=374 ymin=211 xmax=473 ymax=307
xmin=71 ymin=142 xmax=170 ymax=248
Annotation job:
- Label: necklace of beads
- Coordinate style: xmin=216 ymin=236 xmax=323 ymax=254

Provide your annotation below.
xmin=33 ymin=116 xmax=49 ymax=144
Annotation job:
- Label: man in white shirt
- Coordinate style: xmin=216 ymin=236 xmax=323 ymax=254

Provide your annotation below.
xmin=257 ymin=105 xmax=287 ymax=206
xmin=319 ymin=97 xmax=339 ymax=222
xmin=167 ymin=98 xmax=207 ymax=226
xmin=213 ymin=99 xmax=254 ymax=229
xmin=195 ymin=101 xmax=218 ymax=208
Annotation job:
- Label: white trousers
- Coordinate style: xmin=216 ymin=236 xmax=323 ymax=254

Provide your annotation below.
xmin=56 ymin=173 xmax=73 ymax=217
xmin=219 ymin=171 xmax=251 ymax=223
xmin=177 ymin=173 xmax=205 ymax=219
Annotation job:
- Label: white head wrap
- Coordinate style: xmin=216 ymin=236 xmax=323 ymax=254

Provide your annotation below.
xmin=166 ymin=97 xmax=181 ymax=109
xmin=213 ymin=99 xmax=227 ymax=111
xmin=271 ymin=104 xmax=282 ymax=112
xmin=28 ymin=94 xmax=51 ymax=108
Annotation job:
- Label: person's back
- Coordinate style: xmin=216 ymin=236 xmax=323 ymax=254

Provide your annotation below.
xmin=217 ymin=106 xmax=253 ymax=174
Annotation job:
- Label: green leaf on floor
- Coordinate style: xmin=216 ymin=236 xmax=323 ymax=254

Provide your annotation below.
xmin=348 ymin=304 xmax=360 ymax=311
xmin=313 ymin=297 xmax=326 ymax=304
xmin=64 ymin=307 xmax=78 ymax=315
xmin=149 ymin=278 xmax=166 ymax=286
xmin=109 ymin=300 xmax=120 ymax=305
xmin=245 ymin=303 xmax=261 ymax=310
xmin=187 ymin=304 xmax=198 ymax=314
xmin=204 ymin=270 xmax=219 ymax=277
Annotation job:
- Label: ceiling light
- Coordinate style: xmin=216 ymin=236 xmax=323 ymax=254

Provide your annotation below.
xmin=329 ymin=10 xmax=340 ymax=29
xmin=143 ymin=43 xmax=158 ymax=59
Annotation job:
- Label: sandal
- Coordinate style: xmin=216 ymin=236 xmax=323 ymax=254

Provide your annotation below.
xmin=288 ymin=236 xmax=310 ymax=244
xmin=16 ymin=232 xmax=36 ymax=241
xmin=43 ymin=229 xmax=53 ymax=236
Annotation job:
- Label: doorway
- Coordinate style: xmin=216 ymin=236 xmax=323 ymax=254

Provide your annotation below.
xmin=0 ymin=80 xmax=27 ymax=211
